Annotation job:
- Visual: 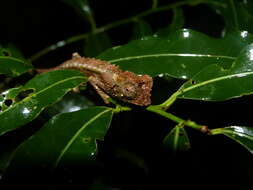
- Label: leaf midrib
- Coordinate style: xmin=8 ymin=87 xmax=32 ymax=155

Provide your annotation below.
xmin=54 ymin=108 xmax=112 ymax=167
xmin=181 ymin=71 xmax=253 ymax=95
xmin=0 ymin=56 xmax=26 ymax=64
xmin=109 ymin=53 xmax=235 ymax=63
xmin=222 ymin=129 xmax=253 ymax=141
xmin=222 ymin=129 xmax=253 ymax=153
xmin=173 ymin=127 xmax=180 ymax=150
xmin=0 ymin=75 xmax=86 ymax=115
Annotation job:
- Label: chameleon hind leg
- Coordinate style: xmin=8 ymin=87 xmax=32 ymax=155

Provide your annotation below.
xmin=89 ymin=76 xmax=110 ymax=104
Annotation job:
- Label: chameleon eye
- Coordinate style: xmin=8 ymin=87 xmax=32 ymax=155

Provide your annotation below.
xmin=122 ymin=84 xmax=137 ymax=99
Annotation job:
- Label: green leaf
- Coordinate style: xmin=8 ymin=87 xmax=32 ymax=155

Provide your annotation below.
xmin=131 ymin=20 xmax=152 ymax=40
xmin=0 ymin=70 xmax=87 ymax=135
xmin=98 ymin=29 xmax=253 ymax=79
xmin=0 ymin=48 xmax=33 ymax=77
xmin=2 ymin=44 xmax=26 ymax=61
xmin=84 ymin=33 xmax=112 ymax=57
xmin=0 ymin=87 xmax=23 ymax=111
xmin=207 ymin=0 xmax=253 ymax=33
xmin=211 ymin=126 xmax=253 ymax=154
xmin=156 ymin=8 xmax=184 ymax=37
xmin=45 ymin=92 xmax=95 ymax=117
xmin=163 ymin=124 xmax=190 ymax=152
xmin=179 ymin=44 xmax=253 ymax=101
xmin=1 ymin=87 xmax=23 ymax=100
xmin=5 ymin=107 xmax=113 ymax=171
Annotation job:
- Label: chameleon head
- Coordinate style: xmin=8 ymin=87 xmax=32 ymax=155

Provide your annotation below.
xmin=114 ymin=81 xmax=138 ymax=100
xmin=117 ymin=72 xmax=153 ymax=106
xmin=100 ymin=69 xmax=153 ymax=106
xmin=131 ymin=74 xmax=153 ymax=106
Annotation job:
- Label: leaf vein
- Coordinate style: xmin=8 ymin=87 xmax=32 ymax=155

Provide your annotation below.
xmin=182 ymin=71 xmax=253 ymax=94
xmin=0 ymin=75 xmax=85 ymax=115
xmin=54 ymin=109 xmax=111 ymax=167
xmin=109 ymin=53 xmax=235 ymax=63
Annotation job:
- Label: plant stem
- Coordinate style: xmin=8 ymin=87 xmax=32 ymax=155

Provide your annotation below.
xmin=113 ymin=105 xmax=132 ymax=113
xmin=29 ymin=1 xmax=190 ymax=62
xmin=108 ymin=98 xmax=132 ymax=113
xmin=208 ymin=128 xmax=223 ymax=135
xmin=159 ymin=88 xmax=182 ymax=110
xmin=146 ymin=105 xmax=209 ymax=133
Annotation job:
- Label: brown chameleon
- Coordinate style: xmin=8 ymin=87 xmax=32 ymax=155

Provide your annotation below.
xmin=37 ymin=53 xmax=153 ymax=106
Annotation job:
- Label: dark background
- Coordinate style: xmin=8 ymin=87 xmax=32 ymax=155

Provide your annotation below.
xmin=1 ymin=0 xmax=253 ymax=189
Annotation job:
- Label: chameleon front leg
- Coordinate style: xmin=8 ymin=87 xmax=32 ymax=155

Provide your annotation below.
xmin=89 ymin=76 xmax=110 ymax=104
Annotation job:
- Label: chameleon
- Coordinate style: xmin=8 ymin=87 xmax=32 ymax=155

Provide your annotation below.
xmin=37 ymin=53 xmax=153 ymax=106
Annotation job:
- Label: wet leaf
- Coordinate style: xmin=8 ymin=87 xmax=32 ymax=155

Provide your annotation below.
xmin=163 ymin=124 xmax=190 ymax=152
xmin=0 ymin=48 xmax=33 ymax=77
xmin=98 ymin=29 xmax=253 ymax=79
xmin=5 ymin=107 xmax=113 ymax=171
xmin=0 ymin=87 xmax=23 ymax=111
xmin=211 ymin=126 xmax=253 ymax=154
xmin=0 ymin=70 xmax=87 ymax=135
xmin=45 ymin=92 xmax=95 ymax=117
xmin=179 ymin=44 xmax=253 ymax=101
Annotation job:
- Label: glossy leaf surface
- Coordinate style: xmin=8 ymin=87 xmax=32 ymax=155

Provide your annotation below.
xmin=6 ymin=107 xmax=113 ymax=171
xmin=211 ymin=126 xmax=253 ymax=154
xmin=0 ymin=70 xmax=87 ymax=135
xmin=0 ymin=87 xmax=23 ymax=111
xmin=179 ymin=44 xmax=253 ymax=101
xmin=98 ymin=29 xmax=253 ymax=79
xmin=0 ymin=48 xmax=33 ymax=77
xmin=163 ymin=125 xmax=190 ymax=151
xmin=45 ymin=93 xmax=95 ymax=117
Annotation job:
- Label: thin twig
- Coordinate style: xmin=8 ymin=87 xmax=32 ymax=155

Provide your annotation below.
xmin=29 ymin=1 xmax=189 ymax=62
xmin=146 ymin=105 xmax=209 ymax=133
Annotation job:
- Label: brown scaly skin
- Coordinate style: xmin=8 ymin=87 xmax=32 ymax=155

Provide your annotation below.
xmin=37 ymin=53 xmax=153 ymax=106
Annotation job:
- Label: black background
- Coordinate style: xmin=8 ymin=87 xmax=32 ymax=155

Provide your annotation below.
xmin=0 ymin=0 xmax=253 ymax=189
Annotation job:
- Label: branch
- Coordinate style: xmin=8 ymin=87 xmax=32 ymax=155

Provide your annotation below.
xmin=146 ymin=105 xmax=209 ymax=133
xmin=29 ymin=1 xmax=190 ymax=62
